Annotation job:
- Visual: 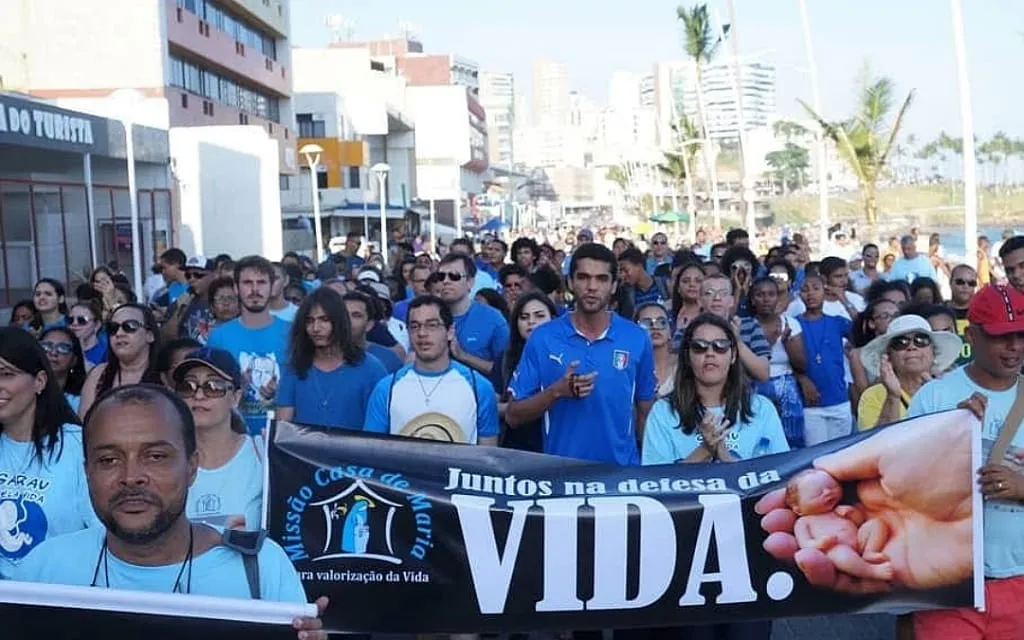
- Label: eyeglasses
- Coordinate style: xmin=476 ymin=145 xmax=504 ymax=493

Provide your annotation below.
xmin=638 ymin=317 xmax=669 ymax=331
xmin=185 ymin=270 xmax=207 ymax=280
xmin=213 ymin=295 xmax=238 ymax=305
xmin=890 ymin=333 xmax=933 ymax=351
xmin=69 ymin=315 xmax=93 ymax=326
xmin=702 ymin=287 xmax=731 ymax=299
xmin=688 ymin=338 xmax=732 ymax=355
xmin=872 ymin=311 xmax=897 ymax=323
xmin=768 ymin=272 xmax=790 ymax=282
xmin=953 ymin=278 xmax=978 ymax=288
xmin=285 ymin=295 xmax=304 ymax=305
xmin=105 ymin=319 xmax=145 ymax=335
xmin=437 ymin=272 xmax=465 ymax=282
xmin=175 ymin=379 xmax=234 ymax=399
xmin=409 ymin=319 xmax=446 ymax=332
xmin=40 ymin=341 xmax=73 ymax=356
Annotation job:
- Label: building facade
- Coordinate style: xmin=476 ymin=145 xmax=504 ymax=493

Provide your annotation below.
xmin=0 ymin=0 xmax=297 ymax=174
xmin=480 ymin=71 xmax=516 ymax=168
xmin=531 ymin=59 xmax=569 ymax=128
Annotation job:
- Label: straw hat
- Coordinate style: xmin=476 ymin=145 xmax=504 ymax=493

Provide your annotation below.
xmin=860 ymin=314 xmax=962 ymax=378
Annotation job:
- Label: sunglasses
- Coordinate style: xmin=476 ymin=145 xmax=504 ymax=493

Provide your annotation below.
xmin=69 ymin=315 xmax=93 ymax=326
xmin=105 ymin=319 xmax=145 ymax=335
xmin=953 ymin=278 xmax=977 ymax=288
xmin=768 ymin=272 xmax=790 ymax=282
xmin=651 ymin=239 xmax=667 ymax=245
xmin=639 ymin=317 xmax=669 ymax=331
xmin=437 ymin=272 xmax=465 ymax=282
xmin=185 ymin=270 xmax=208 ymax=280
xmin=40 ymin=341 xmax=73 ymax=356
xmin=890 ymin=333 xmax=933 ymax=351
xmin=175 ymin=379 xmax=234 ymax=399
xmin=688 ymin=338 xmax=732 ymax=355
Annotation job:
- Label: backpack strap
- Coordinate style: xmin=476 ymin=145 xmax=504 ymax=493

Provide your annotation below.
xmin=988 ymin=377 xmax=1024 ymax=465
xmin=221 ymin=529 xmax=266 ymax=600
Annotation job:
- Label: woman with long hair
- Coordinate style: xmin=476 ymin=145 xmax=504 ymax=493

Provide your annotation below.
xmin=172 ymin=347 xmax=263 ymax=530
xmin=635 ymin=303 xmax=676 ymax=397
xmin=27 ymin=278 xmax=69 ymax=336
xmin=90 ymin=266 xmax=120 ymax=319
xmin=475 ymin=287 xmax=510 ymax=320
xmin=670 ymin=261 xmax=704 ymax=339
xmin=67 ymin=299 xmax=106 ymax=370
xmin=641 ymin=314 xmax=786 ymax=640
xmin=848 ymin=298 xmax=901 ymax=408
xmin=8 ymin=300 xmax=35 ymax=327
xmin=500 ymin=292 xmax=556 ymax=452
xmin=0 ymin=327 xmax=96 ymax=578
xmin=276 ymin=287 xmax=388 ymax=430
xmin=77 ymin=303 xmax=161 ymax=416
xmin=750 ymin=277 xmax=808 ymax=449
xmin=39 ymin=327 xmax=88 ymax=413
xmin=910 ymin=277 xmax=943 ymax=305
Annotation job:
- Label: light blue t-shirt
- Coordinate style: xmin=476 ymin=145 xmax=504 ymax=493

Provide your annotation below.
xmin=188 ymin=436 xmax=264 ymax=530
xmin=278 ymin=355 xmax=388 ymax=431
xmin=270 ymin=303 xmax=298 ymax=324
xmin=641 ymin=394 xmax=790 ymax=465
xmin=64 ymin=393 xmax=81 ymax=413
xmin=207 ymin=317 xmax=291 ymax=435
xmin=509 ymin=312 xmax=657 ymax=466
xmin=908 ymin=366 xmax=1024 ymax=579
xmin=364 ymin=362 xmax=499 ymax=444
xmin=0 ymin=424 xmax=98 ymax=579
xmin=886 ymin=254 xmax=937 ymax=283
xmin=453 ymin=301 xmax=510 ymax=366
xmin=14 ymin=526 xmax=307 ymax=602
xmin=471 ymin=269 xmax=498 ymax=298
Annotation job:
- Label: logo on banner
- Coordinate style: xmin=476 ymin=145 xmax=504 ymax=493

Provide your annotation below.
xmin=281 ymin=466 xmax=434 ymax=568
xmin=612 ymin=350 xmax=629 ymax=370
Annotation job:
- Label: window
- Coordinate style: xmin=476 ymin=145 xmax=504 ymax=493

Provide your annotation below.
xmin=348 ymin=167 xmax=361 ymax=189
xmin=170 ymin=58 xmax=184 ymax=87
xmin=279 ymin=175 xmax=290 ymax=190
xmin=316 ymin=168 xmax=328 ymax=190
xmin=296 ymin=114 xmax=324 ymax=138
xmin=169 ymin=55 xmax=282 ymax=123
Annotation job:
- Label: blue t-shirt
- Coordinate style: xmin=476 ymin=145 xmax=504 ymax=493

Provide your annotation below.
xmin=167 ymin=281 xmax=189 ymax=305
xmin=270 ymin=303 xmax=298 ymax=324
xmin=887 ymin=254 xmax=937 ymax=283
xmin=0 ymin=424 xmax=98 ymax=579
xmin=207 ymin=317 xmax=292 ymax=435
xmin=84 ymin=337 xmax=108 ymax=368
xmin=509 ymin=312 xmax=657 ymax=466
xmin=642 ymin=394 xmax=790 ymax=465
xmin=797 ymin=314 xmax=852 ymax=407
xmin=15 ymin=526 xmax=307 ymax=602
xmin=368 ymin=342 xmax=403 ymax=373
xmin=278 ymin=355 xmax=388 ymax=431
xmin=631 ymin=280 xmax=667 ymax=308
xmin=454 ymin=301 xmax=510 ymax=366
xmin=908 ymin=367 xmax=1024 ymax=579
xmin=188 ymin=436 xmax=264 ymax=530
xmin=364 ymin=362 xmax=499 ymax=444
xmin=394 ymin=299 xmax=412 ymax=324
xmin=471 ymin=270 xmax=498 ymax=298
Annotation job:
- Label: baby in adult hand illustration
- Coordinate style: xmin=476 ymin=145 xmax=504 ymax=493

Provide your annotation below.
xmin=785 ymin=469 xmax=894 ymax=581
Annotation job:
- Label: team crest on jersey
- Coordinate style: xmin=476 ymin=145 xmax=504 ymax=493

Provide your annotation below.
xmin=612 ymin=350 xmax=629 ymax=370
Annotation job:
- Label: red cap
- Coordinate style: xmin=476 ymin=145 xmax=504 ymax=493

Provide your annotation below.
xmin=968 ymin=285 xmax=1024 ymax=335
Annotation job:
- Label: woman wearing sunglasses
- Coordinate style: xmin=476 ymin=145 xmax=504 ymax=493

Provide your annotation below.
xmin=641 ymin=314 xmax=786 ymax=640
xmin=68 ymin=300 xmax=107 ymax=370
xmin=39 ymin=327 xmax=88 ymax=414
xmin=857 ymin=315 xmax=962 ymax=430
xmin=172 ymin=348 xmax=264 ymax=530
xmin=635 ymin=303 xmax=676 ymax=397
xmin=78 ymin=303 xmax=161 ymax=417
xmin=0 ymin=328 xmax=97 ymax=578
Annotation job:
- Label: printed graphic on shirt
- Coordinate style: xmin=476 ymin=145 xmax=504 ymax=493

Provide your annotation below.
xmin=239 ymin=351 xmax=280 ymax=416
xmin=0 ymin=473 xmax=51 ymax=560
xmin=612 ymin=350 xmax=630 ymax=370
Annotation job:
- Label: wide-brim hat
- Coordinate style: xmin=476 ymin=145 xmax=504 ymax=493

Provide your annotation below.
xmin=398 ymin=412 xmax=467 ymax=444
xmin=861 ymin=314 xmax=962 ymax=377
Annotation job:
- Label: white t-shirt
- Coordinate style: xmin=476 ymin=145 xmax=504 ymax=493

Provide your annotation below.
xmin=767 ymin=315 xmax=803 ymax=379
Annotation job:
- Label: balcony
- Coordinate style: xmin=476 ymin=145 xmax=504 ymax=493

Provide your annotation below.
xmin=167 ymin=3 xmax=289 ymax=97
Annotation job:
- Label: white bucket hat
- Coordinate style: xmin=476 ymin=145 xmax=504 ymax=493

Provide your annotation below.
xmin=861 ymin=314 xmax=963 ymax=378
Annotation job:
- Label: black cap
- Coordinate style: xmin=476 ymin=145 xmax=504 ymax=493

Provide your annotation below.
xmin=171 ymin=347 xmax=242 ymax=388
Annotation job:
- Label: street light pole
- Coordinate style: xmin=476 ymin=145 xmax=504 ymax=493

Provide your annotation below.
xmin=299 ymin=144 xmax=325 ymax=264
xmin=110 ymin=89 xmax=145 ymax=296
xmin=951 ymin=0 xmax=978 ymax=269
xmin=372 ymin=162 xmax=391 ymax=268
xmin=798 ymin=0 xmax=830 ymax=254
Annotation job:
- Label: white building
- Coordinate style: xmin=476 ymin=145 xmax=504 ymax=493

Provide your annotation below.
xmin=532 ymin=59 xmax=570 ymax=128
xmin=480 ymin=71 xmax=516 ymax=168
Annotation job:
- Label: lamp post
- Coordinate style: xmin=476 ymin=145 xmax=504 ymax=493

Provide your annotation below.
xmin=299 ymin=144 xmax=325 ymax=264
xmin=372 ymin=162 xmax=391 ymax=268
xmin=109 ymin=89 xmax=145 ymax=296
xmin=950 ymin=0 xmax=978 ymax=269
xmin=797 ymin=0 xmax=830 ymax=255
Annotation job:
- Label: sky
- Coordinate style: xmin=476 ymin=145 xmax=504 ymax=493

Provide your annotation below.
xmin=290 ymin=0 xmax=1021 ymax=143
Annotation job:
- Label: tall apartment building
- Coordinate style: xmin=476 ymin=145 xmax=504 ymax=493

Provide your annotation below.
xmin=480 ymin=71 xmax=515 ymax=168
xmin=0 ymin=0 xmax=297 ymax=174
xmin=654 ymin=59 xmax=776 ymax=145
xmin=531 ymin=59 xmax=569 ymax=127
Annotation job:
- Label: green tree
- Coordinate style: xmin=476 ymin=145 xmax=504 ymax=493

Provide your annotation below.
xmin=800 ymin=70 xmax=914 ymax=225
xmin=772 ymin=119 xmax=810 ymax=142
xmin=765 ymin=143 xmax=810 ymax=194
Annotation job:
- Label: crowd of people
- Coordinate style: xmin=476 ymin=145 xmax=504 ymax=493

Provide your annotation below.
xmin=2 ymin=221 xmax=1023 ymax=640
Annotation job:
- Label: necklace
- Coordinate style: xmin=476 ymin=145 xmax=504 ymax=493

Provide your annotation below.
xmin=310 ymin=364 xmax=338 ymax=409
xmin=91 ymin=524 xmax=194 ymax=594
xmin=414 ymin=371 xmax=446 ymax=406
xmin=802 ymin=316 xmax=827 ymax=365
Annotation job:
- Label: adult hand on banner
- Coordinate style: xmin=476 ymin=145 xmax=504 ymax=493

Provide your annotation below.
xmin=293 ymin=596 xmax=329 ymax=639
xmin=755 ymin=414 xmax=974 ymax=594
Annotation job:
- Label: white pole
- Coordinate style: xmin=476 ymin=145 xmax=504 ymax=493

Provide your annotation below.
xmin=429 ymin=198 xmax=436 ymax=255
xmin=83 ymin=153 xmax=98 ymax=268
xmin=798 ymin=0 xmax=830 ymax=254
xmin=951 ymin=0 xmax=978 ymax=269
xmin=362 ymin=167 xmax=369 ymax=242
xmin=719 ymin=4 xmax=756 ymax=234
xmin=308 ymin=161 xmax=324 ymax=264
xmin=455 ymin=185 xmax=463 ymax=238
xmin=124 ymin=119 xmax=143 ymax=296
xmin=377 ymin=173 xmax=389 ymax=268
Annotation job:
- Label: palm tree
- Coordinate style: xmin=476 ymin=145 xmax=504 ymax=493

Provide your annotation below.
xmin=800 ymin=71 xmax=914 ymax=226
xmin=677 ymin=3 xmax=728 ymax=229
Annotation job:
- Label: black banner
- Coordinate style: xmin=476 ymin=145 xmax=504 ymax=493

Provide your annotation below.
xmin=266 ymin=411 xmax=981 ymax=633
